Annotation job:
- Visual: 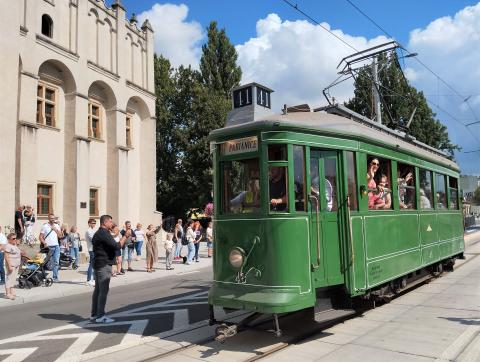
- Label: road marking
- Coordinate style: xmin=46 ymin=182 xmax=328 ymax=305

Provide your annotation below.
xmin=176 ymin=270 xmax=200 ymax=275
xmin=0 ymin=291 xmax=209 ymax=362
xmin=435 ymin=325 xmax=480 ymax=361
xmin=0 ymin=348 xmax=38 ymax=362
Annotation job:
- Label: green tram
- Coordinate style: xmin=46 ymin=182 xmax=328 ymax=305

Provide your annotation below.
xmin=207 ymin=83 xmax=464 ymax=332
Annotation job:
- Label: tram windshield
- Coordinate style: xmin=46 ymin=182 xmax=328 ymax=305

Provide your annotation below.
xmin=222 ymin=159 xmax=260 ymax=214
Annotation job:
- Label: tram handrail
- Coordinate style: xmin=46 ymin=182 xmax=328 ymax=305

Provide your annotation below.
xmin=309 ymin=195 xmax=321 ymax=270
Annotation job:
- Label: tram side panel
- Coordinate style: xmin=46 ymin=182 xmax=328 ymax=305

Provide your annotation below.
xmin=436 ymin=212 xmax=464 ymax=259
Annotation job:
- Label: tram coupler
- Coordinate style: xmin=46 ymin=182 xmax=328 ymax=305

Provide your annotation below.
xmin=213 ymin=312 xmax=262 ymax=343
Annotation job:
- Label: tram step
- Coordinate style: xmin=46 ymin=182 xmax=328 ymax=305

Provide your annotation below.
xmin=314 ymin=308 xmax=356 ymax=323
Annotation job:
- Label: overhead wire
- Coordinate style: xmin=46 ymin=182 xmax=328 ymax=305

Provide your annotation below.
xmin=344 ymin=0 xmax=480 ymax=129
xmin=345 ymin=0 xmax=480 ymax=151
xmin=279 ymin=0 xmax=480 ymax=151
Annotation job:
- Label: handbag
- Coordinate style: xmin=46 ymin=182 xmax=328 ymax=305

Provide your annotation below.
xmin=181 ymin=235 xmax=188 ymax=246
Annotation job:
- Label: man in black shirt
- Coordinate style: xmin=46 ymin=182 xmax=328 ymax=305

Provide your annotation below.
xmin=90 ymin=214 xmax=130 ymax=323
xmin=269 ymin=167 xmax=287 ymax=211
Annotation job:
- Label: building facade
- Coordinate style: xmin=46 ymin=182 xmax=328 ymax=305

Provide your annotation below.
xmin=0 ymin=0 xmax=159 ymax=234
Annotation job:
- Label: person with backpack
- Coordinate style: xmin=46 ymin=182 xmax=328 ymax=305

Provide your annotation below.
xmin=120 ymin=221 xmax=136 ymax=272
xmin=39 ymin=214 xmax=64 ymax=282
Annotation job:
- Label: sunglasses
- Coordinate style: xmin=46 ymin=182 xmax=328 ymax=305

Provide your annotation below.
xmin=371 ymin=162 xmax=379 ymax=166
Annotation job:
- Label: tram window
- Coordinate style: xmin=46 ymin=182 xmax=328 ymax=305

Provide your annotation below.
xmin=398 ymin=163 xmax=416 ymax=209
xmin=346 ymin=152 xmax=358 ymax=210
xmin=269 ymin=166 xmax=288 ymax=212
xmin=367 ymin=156 xmax=392 ymax=210
xmin=324 ymin=158 xmax=338 ymax=211
xmin=222 ymin=159 xmax=260 ymax=214
xmin=419 ymin=169 xmax=434 ymax=209
xmin=435 ymin=174 xmax=447 ymax=209
xmin=293 ymin=146 xmax=306 ymax=211
xmin=449 ymin=177 xmax=459 ymax=210
xmin=268 ymin=145 xmax=287 ymax=161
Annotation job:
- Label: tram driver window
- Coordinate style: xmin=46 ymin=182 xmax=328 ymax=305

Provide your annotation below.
xmin=222 ymin=159 xmax=260 ymax=214
xmin=269 ymin=166 xmax=288 ymax=212
xmin=398 ymin=163 xmax=416 ymax=209
xmin=367 ymin=156 xmax=392 ymax=210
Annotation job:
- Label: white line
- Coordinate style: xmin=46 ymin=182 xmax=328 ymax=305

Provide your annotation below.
xmin=176 ymin=270 xmax=200 ymax=275
xmin=0 ymin=348 xmax=38 ymax=362
xmin=435 ymin=325 xmax=480 ymax=361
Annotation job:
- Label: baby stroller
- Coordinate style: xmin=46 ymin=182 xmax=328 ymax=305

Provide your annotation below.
xmin=18 ymin=250 xmax=54 ymax=289
xmin=59 ymin=248 xmax=77 ymax=269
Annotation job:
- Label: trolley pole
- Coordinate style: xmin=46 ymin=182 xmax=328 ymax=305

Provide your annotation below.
xmin=372 ymin=57 xmax=382 ymax=124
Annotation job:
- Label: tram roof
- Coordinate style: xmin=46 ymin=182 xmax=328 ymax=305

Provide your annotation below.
xmin=210 ymin=108 xmax=460 ymax=172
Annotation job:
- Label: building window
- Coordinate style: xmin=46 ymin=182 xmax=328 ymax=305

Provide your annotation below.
xmin=41 ymin=14 xmax=53 ymax=38
xmin=88 ymin=100 xmax=102 ymax=139
xmin=36 ymin=82 xmax=57 ymax=127
xmin=37 ymin=184 xmax=53 ymax=215
xmin=126 ymin=114 xmax=132 ymax=147
xmin=89 ymin=188 xmax=99 ymax=216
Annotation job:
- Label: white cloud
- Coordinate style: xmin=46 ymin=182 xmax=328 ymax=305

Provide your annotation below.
xmin=235 ymin=13 xmax=389 ymax=111
xmin=138 ymin=3 xmax=204 ymax=68
xmin=406 ymin=2 xmax=480 ymax=174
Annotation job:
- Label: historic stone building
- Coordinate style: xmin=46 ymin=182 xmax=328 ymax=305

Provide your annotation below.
xmin=0 ymin=0 xmax=159 ymax=234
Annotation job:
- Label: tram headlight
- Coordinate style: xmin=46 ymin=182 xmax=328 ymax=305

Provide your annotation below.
xmin=229 ymin=248 xmax=245 ymax=269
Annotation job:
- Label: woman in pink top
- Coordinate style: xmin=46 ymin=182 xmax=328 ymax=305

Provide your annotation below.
xmin=367 ymin=158 xmax=385 ymax=209
xmin=4 ymin=233 xmax=22 ymax=300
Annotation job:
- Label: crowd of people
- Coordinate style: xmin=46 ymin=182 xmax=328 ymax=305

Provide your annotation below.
xmin=0 ymin=206 xmax=214 ymax=305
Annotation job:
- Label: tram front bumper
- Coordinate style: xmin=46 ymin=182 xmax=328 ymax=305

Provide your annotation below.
xmin=208 ymin=281 xmax=313 ymax=314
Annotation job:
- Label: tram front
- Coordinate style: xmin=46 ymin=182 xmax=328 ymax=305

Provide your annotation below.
xmin=208 ymin=132 xmax=315 ymax=319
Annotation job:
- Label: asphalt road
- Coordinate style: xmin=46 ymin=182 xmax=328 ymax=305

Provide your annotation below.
xmin=0 ymin=267 xmax=213 ymax=362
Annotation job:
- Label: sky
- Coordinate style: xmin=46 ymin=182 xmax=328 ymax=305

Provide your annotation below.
xmin=118 ymin=0 xmax=480 ymax=175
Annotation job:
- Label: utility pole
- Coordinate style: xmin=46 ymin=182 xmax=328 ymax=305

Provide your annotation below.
xmin=372 ymin=56 xmax=382 ymax=124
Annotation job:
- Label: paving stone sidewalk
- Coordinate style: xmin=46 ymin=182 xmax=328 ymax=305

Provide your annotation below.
xmin=264 ymin=234 xmax=480 ymax=361
xmin=0 ymin=243 xmax=212 ymax=307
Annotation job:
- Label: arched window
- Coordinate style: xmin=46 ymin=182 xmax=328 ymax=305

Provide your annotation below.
xmin=41 ymin=14 xmax=53 ymax=38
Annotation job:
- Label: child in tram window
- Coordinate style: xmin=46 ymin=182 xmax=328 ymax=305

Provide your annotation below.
xmin=377 ymin=174 xmax=392 ymax=209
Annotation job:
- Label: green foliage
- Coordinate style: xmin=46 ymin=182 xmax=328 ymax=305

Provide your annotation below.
xmin=155 ymin=23 xmax=240 ymax=217
xmin=200 ymin=21 xmax=242 ymax=97
xmin=345 ymin=55 xmax=459 ymax=156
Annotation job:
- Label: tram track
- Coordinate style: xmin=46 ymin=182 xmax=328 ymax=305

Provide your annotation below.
xmin=138 ymin=238 xmax=480 ymax=362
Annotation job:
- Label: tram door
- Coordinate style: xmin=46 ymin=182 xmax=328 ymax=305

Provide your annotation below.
xmin=309 ymin=150 xmax=344 ymax=288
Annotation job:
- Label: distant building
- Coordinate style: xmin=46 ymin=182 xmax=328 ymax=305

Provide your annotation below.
xmin=460 ymin=175 xmax=480 ymax=203
xmin=0 ymin=0 xmax=160 ymax=233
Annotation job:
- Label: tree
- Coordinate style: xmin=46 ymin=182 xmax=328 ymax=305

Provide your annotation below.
xmin=154 ymin=23 xmax=242 ymax=218
xmin=200 ymin=21 xmax=242 ymax=97
xmin=345 ymin=54 xmax=459 ymax=156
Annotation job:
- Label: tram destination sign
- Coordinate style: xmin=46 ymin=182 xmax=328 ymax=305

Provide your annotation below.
xmin=221 ymin=136 xmax=258 ymax=156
